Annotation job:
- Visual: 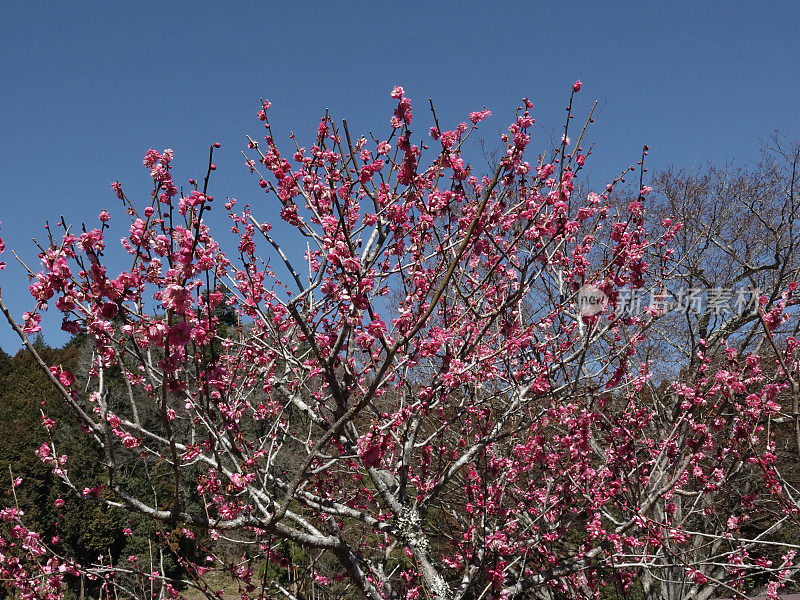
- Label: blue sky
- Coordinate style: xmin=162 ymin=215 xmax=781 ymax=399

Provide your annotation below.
xmin=1 ymin=1 xmax=799 ymax=351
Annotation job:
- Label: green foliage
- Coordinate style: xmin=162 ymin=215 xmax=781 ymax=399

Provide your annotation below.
xmin=0 ymin=336 xmax=198 ymax=598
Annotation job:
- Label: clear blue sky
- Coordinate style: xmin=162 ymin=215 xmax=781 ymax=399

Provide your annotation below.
xmin=2 ymin=1 xmax=799 ymax=352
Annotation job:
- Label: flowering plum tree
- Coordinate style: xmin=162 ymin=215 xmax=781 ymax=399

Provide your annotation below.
xmin=1 ymin=83 xmax=800 ymax=600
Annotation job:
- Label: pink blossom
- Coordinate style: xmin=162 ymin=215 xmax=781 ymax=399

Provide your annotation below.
xmin=110 ymin=180 xmax=124 ymax=200
xmin=22 ymin=312 xmax=41 ymax=334
xmin=0 ymin=507 xmax=21 ymax=521
xmin=35 ymin=443 xmax=51 ymax=460
xmin=161 ymin=284 xmax=192 ymax=313
xmin=468 ymin=109 xmax=492 ymax=124
xmin=357 ymin=430 xmax=386 ymax=468
xmin=59 ymin=370 xmax=75 ymax=387
xmin=82 ymin=485 xmax=103 ymax=498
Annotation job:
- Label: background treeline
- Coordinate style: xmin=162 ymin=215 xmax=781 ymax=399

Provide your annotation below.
xmin=0 ymin=335 xmax=199 ymax=599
